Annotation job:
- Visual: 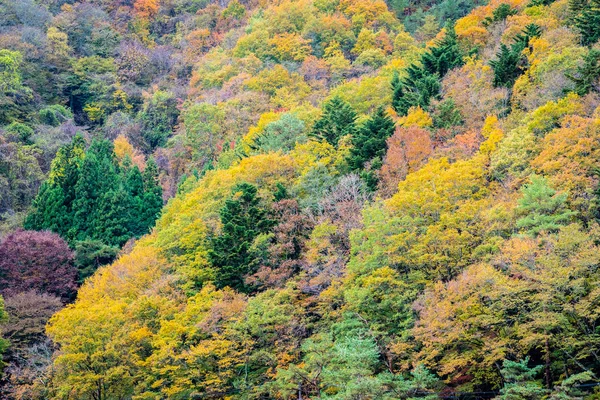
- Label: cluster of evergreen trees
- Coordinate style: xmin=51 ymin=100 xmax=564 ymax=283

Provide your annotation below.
xmin=490 ymin=24 xmax=541 ymax=89
xmin=572 ymin=0 xmax=600 ymax=46
xmin=311 ymin=96 xmax=396 ymax=191
xmin=391 ymin=25 xmax=464 ymax=116
xmin=25 ymin=135 xmax=163 ymax=252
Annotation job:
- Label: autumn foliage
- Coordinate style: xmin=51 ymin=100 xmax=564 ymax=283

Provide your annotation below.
xmin=2 ymin=0 xmax=600 ymax=398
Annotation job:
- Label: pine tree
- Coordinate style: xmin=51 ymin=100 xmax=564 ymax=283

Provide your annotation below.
xmin=483 ymin=3 xmax=517 ymax=26
xmin=498 ymin=358 xmax=547 ymax=400
xmin=490 ymin=24 xmax=541 ymax=88
xmin=24 ymin=183 xmax=69 ymax=235
xmin=392 ymin=24 xmax=462 ymax=116
xmin=490 ymin=43 xmax=524 ymax=88
xmin=348 ymin=107 xmax=396 ymax=172
xmin=392 ymin=65 xmax=441 ymax=116
xmin=516 ymin=175 xmax=576 ymax=236
xmin=93 ymin=188 xmax=133 ymax=247
xmin=569 ymin=49 xmax=600 ymax=95
xmin=421 ymin=24 xmax=464 ymax=77
xmin=312 ymin=96 xmax=357 ymax=146
xmin=432 ymin=98 xmax=464 ymax=129
xmin=71 ymin=139 xmax=119 ymax=242
xmin=514 ymin=23 xmax=542 ymax=49
xmin=575 ymin=0 xmax=600 ymax=46
xmin=74 ymin=239 xmax=120 ymax=282
xmin=140 ymin=157 xmax=163 ymax=235
xmin=209 ymin=183 xmax=274 ymax=293
xmin=24 ymin=134 xmax=86 ymax=237
xmin=123 ymin=159 xmax=146 ymax=236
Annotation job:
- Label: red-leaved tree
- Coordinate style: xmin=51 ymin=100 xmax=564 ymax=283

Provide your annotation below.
xmin=0 ymin=231 xmax=77 ymax=299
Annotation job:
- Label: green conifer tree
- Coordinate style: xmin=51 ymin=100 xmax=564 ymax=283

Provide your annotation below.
xmin=516 ymin=175 xmax=576 ymax=236
xmin=123 ymin=159 xmax=146 ymax=236
xmin=483 ymin=3 xmax=517 ymax=26
xmin=392 ymin=24 xmax=462 ymax=116
xmin=569 ymin=49 xmax=600 ymax=95
xmin=348 ymin=107 xmax=396 ymax=172
xmin=490 ymin=24 xmax=541 ymax=88
xmin=421 ymin=24 xmax=464 ymax=77
xmin=498 ymin=358 xmax=547 ymax=399
xmin=391 ymin=65 xmax=442 ymax=116
xmin=575 ymin=0 xmax=600 ymax=46
xmin=93 ymin=188 xmax=133 ymax=247
xmin=490 ymin=43 xmax=524 ymax=88
xmin=312 ymin=96 xmax=357 ymax=146
xmin=71 ymin=139 xmax=119 ymax=242
xmin=24 ymin=134 xmax=86 ymax=237
xmin=209 ymin=183 xmax=274 ymax=293
xmin=140 ymin=157 xmax=163 ymax=235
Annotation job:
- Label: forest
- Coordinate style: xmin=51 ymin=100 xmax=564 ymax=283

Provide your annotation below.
xmin=1 ymin=0 xmax=600 ymax=398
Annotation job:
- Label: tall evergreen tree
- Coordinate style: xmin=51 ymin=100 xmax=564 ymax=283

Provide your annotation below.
xmin=25 ymin=135 xmax=164 ymax=250
xmin=483 ymin=3 xmax=517 ymax=26
xmin=123 ymin=159 xmax=146 ymax=236
xmin=348 ymin=107 xmax=396 ymax=172
xmin=71 ymin=139 xmax=119 ymax=242
xmin=490 ymin=24 xmax=541 ymax=88
xmin=209 ymin=183 xmax=274 ymax=293
xmin=421 ymin=24 xmax=463 ymax=77
xmin=490 ymin=42 xmax=525 ymax=88
xmin=392 ymin=24 xmax=463 ymax=116
xmin=392 ymin=65 xmax=442 ymax=116
xmin=93 ymin=188 xmax=133 ymax=247
xmin=574 ymin=0 xmax=600 ymax=46
xmin=68 ymin=140 xmax=118 ymax=240
xmin=569 ymin=49 xmax=600 ymax=95
xmin=140 ymin=157 xmax=163 ymax=235
xmin=24 ymin=134 xmax=86 ymax=237
xmin=312 ymin=96 xmax=357 ymax=146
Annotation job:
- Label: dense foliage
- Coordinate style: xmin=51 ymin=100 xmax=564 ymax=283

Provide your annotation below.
xmin=0 ymin=230 xmax=77 ymax=299
xmin=1 ymin=0 xmax=600 ymax=398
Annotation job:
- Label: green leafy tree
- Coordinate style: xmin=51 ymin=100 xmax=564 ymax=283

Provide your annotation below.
xmin=139 ymin=90 xmax=179 ymax=151
xmin=39 ymin=104 xmax=73 ymax=126
xmin=209 ymin=183 xmax=275 ymax=293
xmin=0 ymin=296 xmax=8 ymax=374
xmin=312 ymin=96 xmax=357 ymax=146
xmin=516 ymin=175 xmax=576 ymax=236
xmin=5 ymin=122 xmax=34 ymax=144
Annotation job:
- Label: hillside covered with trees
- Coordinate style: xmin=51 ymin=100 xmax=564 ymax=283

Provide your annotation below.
xmin=1 ymin=0 xmax=600 ymax=398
